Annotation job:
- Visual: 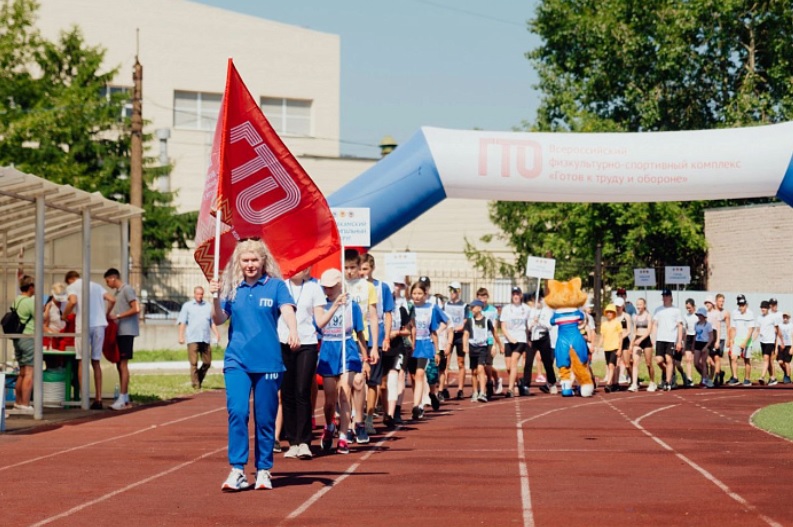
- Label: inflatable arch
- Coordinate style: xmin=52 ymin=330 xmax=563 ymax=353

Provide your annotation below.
xmin=328 ymin=122 xmax=793 ymax=246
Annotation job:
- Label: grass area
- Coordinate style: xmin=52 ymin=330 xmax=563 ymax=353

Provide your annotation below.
xmin=134 ymin=347 xmax=225 ymax=362
xmin=752 ymin=402 xmax=793 ymax=440
xmin=130 ymin=373 xmax=225 ymax=404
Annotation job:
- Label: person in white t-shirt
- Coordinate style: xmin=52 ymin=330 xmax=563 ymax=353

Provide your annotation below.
xmin=62 ymin=270 xmax=112 ymax=410
xmin=768 ymin=298 xmax=783 ymax=382
xmin=753 ymin=300 xmax=779 ymax=386
xmin=650 ymin=289 xmax=683 ymax=391
xmin=727 ymin=294 xmax=755 ymax=386
xmin=778 ymin=312 xmax=792 ymax=384
xmin=500 ymin=287 xmax=530 ymax=398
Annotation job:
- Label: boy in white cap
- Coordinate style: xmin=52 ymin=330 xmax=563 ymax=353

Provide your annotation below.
xmin=443 ymin=281 xmax=468 ymax=399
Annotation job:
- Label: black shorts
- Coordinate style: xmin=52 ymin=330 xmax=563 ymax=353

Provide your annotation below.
xmin=450 ymin=334 xmax=465 ymax=357
xmin=761 ymin=343 xmax=775 ymax=356
xmin=604 ymin=350 xmax=618 ymax=366
xmin=437 ymin=353 xmax=448 ymax=372
xmin=778 ymin=346 xmax=792 ymax=363
xmin=469 ymin=345 xmax=488 ymax=370
xmin=694 ymin=340 xmax=707 ymax=352
xmin=673 ymin=350 xmax=684 ymax=362
xmin=505 ymin=342 xmax=529 ymax=358
xmin=117 ymin=335 xmax=135 ymax=360
xmin=655 ymin=341 xmax=675 ymax=357
xmin=637 ymin=336 xmax=652 ymax=349
xmin=367 ymin=349 xmax=384 ymax=387
xmin=407 ymin=357 xmax=429 ymax=375
xmin=709 ymin=347 xmax=724 ymax=358
xmin=381 ymin=353 xmax=404 ymax=373
xmin=622 ymin=337 xmax=631 ymax=352
xmin=484 ymin=345 xmax=495 ymax=366
xmin=685 ymin=335 xmax=696 ymax=351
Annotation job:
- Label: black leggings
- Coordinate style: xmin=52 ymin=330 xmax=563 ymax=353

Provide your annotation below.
xmin=280 ymin=343 xmax=319 ymax=446
xmin=526 ymin=335 xmax=557 ymax=385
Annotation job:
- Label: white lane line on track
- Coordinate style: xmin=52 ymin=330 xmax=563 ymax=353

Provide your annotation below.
xmin=673 ymin=393 xmax=741 ymax=424
xmin=0 ymin=405 xmax=226 ymax=473
xmin=514 ymin=399 xmax=535 ymax=527
xmin=280 ymin=428 xmax=399 ymax=525
xmin=29 ymin=443 xmax=229 ymax=527
xmin=603 ymin=399 xmax=784 ymax=527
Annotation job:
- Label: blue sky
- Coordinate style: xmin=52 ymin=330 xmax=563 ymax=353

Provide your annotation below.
xmin=194 ymin=0 xmax=541 ymax=158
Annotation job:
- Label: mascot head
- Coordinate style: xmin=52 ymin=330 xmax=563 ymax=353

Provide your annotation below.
xmin=543 ymin=277 xmax=588 ymax=310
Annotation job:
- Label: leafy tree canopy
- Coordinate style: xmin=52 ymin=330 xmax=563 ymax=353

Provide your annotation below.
xmin=0 ymin=0 xmax=195 ymax=265
xmin=473 ymin=0 xmax=791 ymax=288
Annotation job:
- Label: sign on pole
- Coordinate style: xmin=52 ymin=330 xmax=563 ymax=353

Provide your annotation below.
xmin=633 ymin=268 xmax=657 ymax=287
xmin=665 ymin=266 xmax=691 ymax=285
xmin=526 ymin=256 xmax=556 ymax=279
xmin=385 ymin=252 xmax=417 ymax=283
xmin=332 ymin=207 xmax=371 ymax=247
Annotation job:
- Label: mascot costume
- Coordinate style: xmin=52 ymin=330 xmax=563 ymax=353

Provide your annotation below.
xmin=543 ymin=278 xmax=594 ymax=397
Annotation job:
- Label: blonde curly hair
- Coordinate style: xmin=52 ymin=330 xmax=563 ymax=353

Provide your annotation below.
xmin=220 ymin=239 xmax=282 ymax=302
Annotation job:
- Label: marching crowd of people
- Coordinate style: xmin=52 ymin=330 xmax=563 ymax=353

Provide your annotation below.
xmin=200 ymin=239 xmax=789 ymax=492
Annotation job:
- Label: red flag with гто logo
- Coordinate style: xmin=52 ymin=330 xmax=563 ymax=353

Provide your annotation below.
xmin=193 ymin=59 xmax=340 ymax=279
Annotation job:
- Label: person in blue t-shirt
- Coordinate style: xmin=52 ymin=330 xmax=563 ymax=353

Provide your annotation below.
xmin=210 ymin=239 xmax=299 ymax=493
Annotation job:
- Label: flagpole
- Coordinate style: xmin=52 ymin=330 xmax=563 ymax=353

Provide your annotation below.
xmin=341 ymin=243 xmax=347 ymax=375
xmin=213 ymin=208 xmax=222 ymax=281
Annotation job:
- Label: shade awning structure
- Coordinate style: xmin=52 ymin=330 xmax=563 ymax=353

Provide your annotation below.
xmin=0 ymin=166 xmax=143 ymax=426
xmin=0 ymin=166 xmax=143 ymax=255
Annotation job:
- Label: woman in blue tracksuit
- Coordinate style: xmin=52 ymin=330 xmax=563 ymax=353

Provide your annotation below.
xmin=210 ymin=239 xmax=299 ymax=492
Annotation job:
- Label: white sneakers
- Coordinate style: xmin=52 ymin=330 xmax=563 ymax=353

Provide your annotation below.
xmin=494 ymin=378 xmax=503 ymax=395
xmin=297 ymin=443 xmax=312 ymax=459
xmin=13 ymin=403 xmax=34 ymax=415
xmin=109 ymin=394 xmax=131 ymax=411
xmin=221 ymin=468 xmax=249 ymax=492
xmin=221 ymin=468 xmax=273 ymax=491
xmin=647 ymin=382 xmax=658 ymax=392
xmin=283 ymin=445 xmax=300 ymax=459
xmin=255 ymin=469 xmax=272 ymax=490
xmin=627 ymin=383 xmax=639 ymax=393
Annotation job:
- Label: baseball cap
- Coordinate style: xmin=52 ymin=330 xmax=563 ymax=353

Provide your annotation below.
xmin=696 ymin=307 xmax=708 ymax=318
xmin=760 ymin=300 xmax=770 ymax=309
xmin=449 ymin=281 xmax=461 ymax=290
xmin=604 ymin=304 xmax=617 ymax=314
xmin=613 ymin=297 xmax=625 ymax=307
xmin=661 ymin=289 xmax=672 ymax=296
xmin=319 ymin=268 xmax=342 ymax=288
xmin=736 ymin=294 xmax=747 ymax=305
xmin=769 ymin=297 xmax=778 ymax=305
xmin=511 ymin=286 xmax=522 ymax=295
xmin=616 ymin=287 xmax=627 ymax=295
xmin=470 ymin=299 xmax=485 ymax=308
xmin=784 ymin=312 xmax=790 ymax=318
xmin=418 ymin=276 xmax=431 ymax=285
xmin=704 ymin=296 xmax=715 ymax=306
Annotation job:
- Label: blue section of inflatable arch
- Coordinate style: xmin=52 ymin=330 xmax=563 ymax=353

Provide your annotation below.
xmin=328 ymin=129 xmax=445 ymax=246
xmin=775 ymin=153 xmax=793 ymax=207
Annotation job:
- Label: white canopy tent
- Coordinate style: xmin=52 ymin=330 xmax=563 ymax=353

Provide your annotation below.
xmin=0 ymin=166 xmax=143 ymax=422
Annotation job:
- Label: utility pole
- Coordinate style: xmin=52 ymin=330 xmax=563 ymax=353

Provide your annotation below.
xmin=129 ymin=32 xmax=143 ymax=293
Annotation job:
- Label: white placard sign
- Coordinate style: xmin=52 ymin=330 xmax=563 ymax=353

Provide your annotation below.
xmin=331 ymin=207 xmax=371 ymax=247
xmin=385 ymin=252 xmax=417 ymax=283
xmin=665 ymin=266 xmax=691 ymax=285
xmin=526 ymin=256 xmax=556 ymax=279
xmin=634 ymin=268 xmax=657 ymax=287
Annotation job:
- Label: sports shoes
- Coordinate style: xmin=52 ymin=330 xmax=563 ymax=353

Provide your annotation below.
xmin=90 ymin=401 xmax=103 ymax=410
xmin=13 ymin=403 xmax=33 ymax=414
xmin=618 ymin=373 xmax=629 ymax=385
xmin=743 ymin=379 xmax=752 ymax=386
xmin=627 ymin=383 xmax=638 ymax=393
xmin=485 ymin=381 xmax=494 ymax=400
xmin=221 ymin=468 xmax=249 ymax=492
xmin=109 ymin=397 xmax=129 ymax=411
xmin=535 ymin=374 xmax=546 ymax=384
xmin=441 ymin=388 xmax=451 ymax=399
xmin=783 ymin=376 xmax=792 ymax=384
xmin=549 ymin=384 xmax=558 ymax=395
xmin=663 ymin=382 xmax=672 ymax=392
xmin=505 ymin=390 xmax=514 ymax=398
xmin=519 ymin=385 xmax=531 ymax=396
xmin=365 ymin=414 xmax=376 ymax=435
xmin=768 ymin=378 xmax=778 ymax=386
xmin=718 ymin=371 xmax=726 ymax=386
xmin=429 ymin=392 xmax=440 ymax=411
xmin=727 ymin=377 xmax=740 ymax=386
xmin=412 ymin=406 xmax=424 ymax=420
xmin=436 ymin=391 xmax=445 ymax=403
xmin=283 ymin=445 xmax=299 ymax=459
xmin=456 ymin=390 xmax=464 ymax=400
xmin=337 ymin=436 xmax=350 ymax=454
xmin=477 ymin=393 xmax=488 ymax=403
xmin=758 ymin=379 xmax=765 ymax=386
xmin=684 ymin=377 xmax=694 ymax=388
xmin=393 ymin=410 xmax=404 ymax=425
xmin=355 ymin=423 xmax=370 ymax=444
xmin=647 ymin=382 xmax=658 ymax=392
xmin=703 ymin=378 xmax=714 ymax=388
xmin=471 ymin=391 xmax=479 ymax=402
xmin=297 ymin=443 xmax=313 ymax=459
xmin=383 ymin=414 xmax=395 ymax=428
xmin=272 ymin=442 xmax=283 ymax=453
xmin=255 ymin=469 xmax=272 ymax=490
xmin=494 ymin=378 xmax=503 ymax=395
xmin=321 ymin=424 xmax=335 ymax=452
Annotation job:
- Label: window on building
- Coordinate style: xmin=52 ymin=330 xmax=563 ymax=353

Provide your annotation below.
xmin=260 ymin=97 xmax=312 ymax=136
xmin=173 ymin=90 xmax=222 ymax=131
xmin=101 ymin=85 xmax=133 ymax=120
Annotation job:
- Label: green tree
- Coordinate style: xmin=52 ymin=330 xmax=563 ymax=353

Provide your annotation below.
xmin=472 ymin=0 xmax=790 ymax=288
xmin=0 ymin=0 xmax=195 ymax=265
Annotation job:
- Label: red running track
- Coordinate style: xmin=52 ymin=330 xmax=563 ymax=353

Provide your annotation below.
xmin=1 ymin=386 xmax=792 ymax=526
